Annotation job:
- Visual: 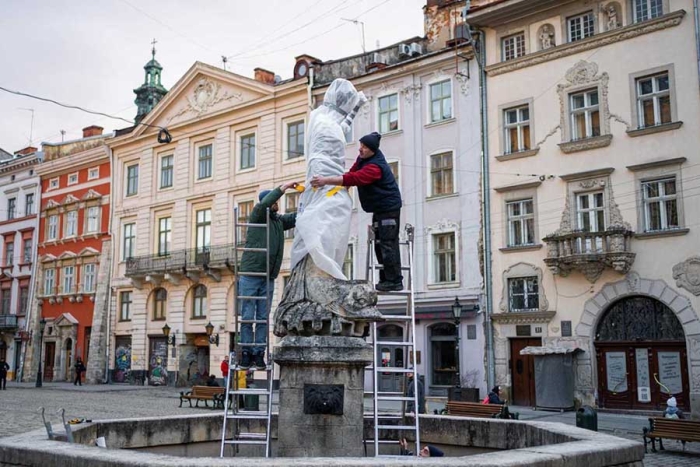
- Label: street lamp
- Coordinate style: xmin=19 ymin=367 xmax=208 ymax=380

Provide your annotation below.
xmin=205 ymin=322 xmax=219 ymax=346
xmin=451 ymin=297 xmax=463 ymax=389
xmin=35 ymin=318 xmax=47 ymax=388
xmin=162 ymin=323 xmax=176 ymax=347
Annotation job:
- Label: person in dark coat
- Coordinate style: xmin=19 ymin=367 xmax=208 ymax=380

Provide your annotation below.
xmin=399 ymin=438 xmax=444 ymax=457
xmin=74 ymin=357 xmax=86 ymax=386
xmin=311 ymin=131 xmax=403 ymax=291
xmin=239 ymin=182 xmax=299 ymax=371
xmin=488 ymin=385 xmax=506 ymax=405
xmin=406 ymin=371 xmax=425 ymax=415
xmin=0 ymin=357 xmax=10 ymax=390
xmin=206 ymin=375 xmax=220 ymax=387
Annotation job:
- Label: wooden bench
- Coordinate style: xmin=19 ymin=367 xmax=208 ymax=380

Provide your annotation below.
xmin=446 ymin=401 xmax=506 ymax=418
xmin=642 ymin=417 xmax=700 ymax=453
xmin=179 ymin=386 xmax=225 ymax=408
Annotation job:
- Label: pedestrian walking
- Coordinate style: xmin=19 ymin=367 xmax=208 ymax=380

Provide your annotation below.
xmin=0 ymin=357 xmax=10 ymax=390
xmin=221 ymin=356 xmax=230 ymax=387
xmin=73 ymin=357 xmax=86 ymax=386
xmin=406 ymin=371 xmax=425 ymax=415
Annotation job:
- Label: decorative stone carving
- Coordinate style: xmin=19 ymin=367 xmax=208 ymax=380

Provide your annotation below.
xmin=498 ymin=262 xmax=550 ymax=312
xmin=605 ymin=4 xmax=620 ymax=31
xmin=400 ymin=84 xmax=422 ymax=104
xmin=688 ymin=337 xmax=700 ymax=361
xmin=425 ymin=218 xmax=459 ymax=235
xmin=274 ymin=256 xmax=384 ymax=337
xmin=626 ymin=271 xmax=641 ymax=292
xmin=167 ymin=78 xmax=243 ymax=123
xmin=304 ymin=384 xmax=344 ymax=415
xmin=485 ymin=11 xmax=684 ymax=76
xmin=672 ymin=256 xmax=700 ymax=296
xmin=454 ymin=69 xmax=470 ymax=96
xmin=538 ymin=24 xmax=555 ymax=50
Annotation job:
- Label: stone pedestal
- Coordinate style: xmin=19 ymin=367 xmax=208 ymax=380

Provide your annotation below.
xmin=274 ymin=335 xmax=372 ymax=457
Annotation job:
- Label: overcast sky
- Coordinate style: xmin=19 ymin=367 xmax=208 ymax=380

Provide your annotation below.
xmin=0 ymin=0 xmax=426 ymax=153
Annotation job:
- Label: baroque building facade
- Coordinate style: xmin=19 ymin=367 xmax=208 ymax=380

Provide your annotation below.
xmin=23 ymin=126 xmax=112 ymax=383
xmin=0 ymin=147 xmax=40 ymax=381
xmin=468 ymin=0 xmax=700 ymax=414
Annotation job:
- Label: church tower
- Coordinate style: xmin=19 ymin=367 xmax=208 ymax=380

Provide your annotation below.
xmin=133 ymin=40 xmax=168 ymax=124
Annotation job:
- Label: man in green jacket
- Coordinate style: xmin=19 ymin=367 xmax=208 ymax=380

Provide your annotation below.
xmin=239 ymin=181 xmax=298 ymax=370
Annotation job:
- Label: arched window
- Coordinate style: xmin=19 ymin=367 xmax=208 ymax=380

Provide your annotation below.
xmin=153 ymin=288 xmax=167 ymax=321
xmin=193 ymin=285 xmax=207 ymax=318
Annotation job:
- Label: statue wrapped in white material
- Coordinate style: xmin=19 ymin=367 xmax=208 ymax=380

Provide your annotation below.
xmin=274 ymin=78 xmax=384 ymax=338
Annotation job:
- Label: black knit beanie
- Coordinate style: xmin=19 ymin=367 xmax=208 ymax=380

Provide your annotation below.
xmin=359 ymin=132 xmax=381 ymax=153
xmin=427 ymin=445 xmax=444 ymax=457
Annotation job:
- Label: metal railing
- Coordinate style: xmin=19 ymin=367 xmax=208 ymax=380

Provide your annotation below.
xmin=0 ymin=314 xmax=18 ymax=330
xmin=125 ymin=244 xmax=241 ymax=277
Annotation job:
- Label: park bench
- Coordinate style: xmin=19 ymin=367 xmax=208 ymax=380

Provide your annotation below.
xmin=179 ymin=386 xmax=225 ymax=408
xmin=446 ymin=401 xmax=513 ymax=419
xmin=642 ymin=417 xmax=700 ymax=453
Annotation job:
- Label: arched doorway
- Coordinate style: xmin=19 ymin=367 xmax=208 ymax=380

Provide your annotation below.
xmin=595 ymin=296 xmax=689 ymax=410
xmin=377 ymin=324 xmax=404 ymax=393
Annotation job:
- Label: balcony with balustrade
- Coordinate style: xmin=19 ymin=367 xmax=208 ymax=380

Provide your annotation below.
xmin=124 ymin=244 xmax=238 ymax=288
xmin=0 ymin=314 xmax=18 ymax=331
xmin=543 ymin=227 xmax=635 ymax=283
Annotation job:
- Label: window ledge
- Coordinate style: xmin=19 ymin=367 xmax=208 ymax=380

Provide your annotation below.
xmin=559 ymin=134 xmax=613 ymax=154
xmin=427 ymin=282 xmax=460 ymax=290
xmin=426 ymin=193 xmax=459 ymax=202
xmin=283 ymin=156 xmax=306 ymax=165
xmin=425 ymin=118 xmax=456 ymax=129
xmin=634 ymin=228 xmax=689 ymax=239
xmin=191 ymin=316 xmax=207 ymax=320
xmin=626 ymin=121 xmax=683 ymax=137
xmin=380 ymin=129 xmax=403 ymax=138
xmin=499 ymin=244 xmax=543 ymax=253
xmin=496 ymin=148 xmax=539 ymax=162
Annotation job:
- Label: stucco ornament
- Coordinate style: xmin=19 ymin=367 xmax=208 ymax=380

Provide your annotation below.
xmin=672 ymin=256 xmax=700 ymax=296
xmin=167 ymin=78 xmax=243 ymax=123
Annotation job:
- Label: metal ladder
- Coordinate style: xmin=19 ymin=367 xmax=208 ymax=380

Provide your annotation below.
xmin=364 ymin=224 xmax=420 ymax=457
xmin=220 ymin=207 xmax=274 ymax=458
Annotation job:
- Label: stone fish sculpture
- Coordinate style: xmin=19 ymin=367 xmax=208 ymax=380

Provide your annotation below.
xmin=273 ymin=256 xmax=384 ymax=338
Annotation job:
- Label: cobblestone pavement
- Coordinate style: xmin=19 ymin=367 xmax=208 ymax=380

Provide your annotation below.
xmin=0 ymin=382 xmax=214 ymax=438
xmin=1 ymin=384 xmax=698 ymax=466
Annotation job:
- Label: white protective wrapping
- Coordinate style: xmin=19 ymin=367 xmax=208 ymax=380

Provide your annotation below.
xmin=291 ymin=79 xmax=367 ymax=279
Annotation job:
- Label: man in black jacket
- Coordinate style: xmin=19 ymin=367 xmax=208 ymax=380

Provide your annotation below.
xmin=0 ymin=357 xmax=9 ymax=390
xmin=311 ymin=132 xmax=403 ymax=291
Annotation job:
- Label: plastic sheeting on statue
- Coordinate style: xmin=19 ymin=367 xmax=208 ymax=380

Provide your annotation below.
xmin=290 ymin=78 xmax=367 ymax=279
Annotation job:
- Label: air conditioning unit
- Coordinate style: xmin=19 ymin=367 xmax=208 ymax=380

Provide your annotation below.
xmin=372 ymin=52 xmax=383 ymax=64
xmin=410 ymin=42 xmax=423 ymax=56
xmin=398 ymin=43 xmax=411 ymax=57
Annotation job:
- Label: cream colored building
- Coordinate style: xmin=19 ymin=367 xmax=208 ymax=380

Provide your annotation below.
xmin=469 ymin=0 xmax=700 ymax=414
xmin=108 ymin=62 xmax=308 ymax=384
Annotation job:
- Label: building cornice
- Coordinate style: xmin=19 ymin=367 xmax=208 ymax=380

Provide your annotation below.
xmin=559 ymin=167 xmax=614 ymax=182
xmin=491 ymin=310 xmax=556 ymax=324
xmin=35 ymin=149 xmax=108 ymax=177
xmin=0 ymin=155 xmax=40 ymax=174
xmin=626 ymin=157 xmax=687 ymax=172
xmin=485 ymin=10 xmax=685 ymax=77
xmin=493 ymin=180 xmax=542 ymax=193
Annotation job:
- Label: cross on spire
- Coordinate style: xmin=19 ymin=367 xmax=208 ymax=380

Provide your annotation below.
xmin=151 ymin=38 xmax=158 ymax=59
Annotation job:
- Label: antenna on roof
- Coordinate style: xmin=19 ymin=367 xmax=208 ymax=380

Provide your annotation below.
xmin=222 ymin=55 xmax=228 ymax=71
xmin=60 ymin=130 xmax=66 ymax=142
xmin=341 ymin=18 xmax=366 ymax=53
xmin=18 ymin=108 xmax=35 ymax=146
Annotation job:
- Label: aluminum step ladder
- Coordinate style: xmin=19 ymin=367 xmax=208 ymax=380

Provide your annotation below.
xmin=220 ymin=207 xmax=274 ymax=458
xmin=364 ymin=224 xmax=420 ymax=457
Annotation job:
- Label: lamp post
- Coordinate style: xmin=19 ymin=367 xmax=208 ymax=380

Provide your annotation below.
xmin=162 ymin=323 xmax=176 ymax=347
xmin=451 ymin=297 xmax=463 ymax=389
xmin=35 ymin=318 xmax=47 ymax=388
xmin=205 ymin=322 xmax=219 ymax=346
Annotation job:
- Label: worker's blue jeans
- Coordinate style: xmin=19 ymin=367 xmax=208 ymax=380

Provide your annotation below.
xmin=238 ymin=276 xmax=274 ymax=356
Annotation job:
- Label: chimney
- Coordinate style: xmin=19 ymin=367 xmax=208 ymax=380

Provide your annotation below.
xmin=15 ymin=146 xmax=37 ymax=156
xmin=254 ymin=67 xmax=276 ymax=85
xmin=82 ymin=125 xmax=104 ymax=138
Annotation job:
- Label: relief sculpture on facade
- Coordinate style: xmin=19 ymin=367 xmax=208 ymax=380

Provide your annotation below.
xmin=167 ymin=78 xmax=243 ymax=124
xmin=672 ymin=256 xmax=700 ymax=296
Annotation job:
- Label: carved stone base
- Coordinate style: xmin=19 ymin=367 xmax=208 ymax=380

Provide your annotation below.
xmin=274 ymin=336 xmax=372 ymax=457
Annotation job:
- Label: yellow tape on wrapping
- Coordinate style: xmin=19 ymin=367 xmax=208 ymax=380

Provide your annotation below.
xmin=326 ymin=186 xmax=346 ymax=197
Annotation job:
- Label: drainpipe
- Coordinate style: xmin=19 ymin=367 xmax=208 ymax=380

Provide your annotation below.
xmin=694 ymin=0 xmax=700 ymax=90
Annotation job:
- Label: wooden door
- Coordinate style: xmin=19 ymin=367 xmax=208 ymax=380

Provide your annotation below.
xmin=649 ymin=345 xmax=690 ymax=410
xmin=510 ymin=338 xmax=540 ymax=406
xmin=596 ymin=345 xmax=634 ymax=409
xmin=44 ymin=342 xmax=55 ymax=382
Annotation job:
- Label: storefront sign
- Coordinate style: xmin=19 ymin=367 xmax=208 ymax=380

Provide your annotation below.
xmin=635 ymin=348 xmax=650 ymax=402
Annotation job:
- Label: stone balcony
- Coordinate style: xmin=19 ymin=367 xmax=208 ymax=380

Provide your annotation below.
xmin=543 ymin=227 xmax=635 ymax=283
xmin=0 ymin=314 xmax=18 ymax=331
xmin=124 ymin=244 xmax=238 ymax=288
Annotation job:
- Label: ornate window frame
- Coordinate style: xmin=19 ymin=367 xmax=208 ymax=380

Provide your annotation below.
xmin=425 ymin=219 xmax=460 ymax=289
xmin=499 ymin=262 xmax=549 ymax=314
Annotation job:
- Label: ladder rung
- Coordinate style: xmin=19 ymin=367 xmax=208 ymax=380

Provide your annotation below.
xmin=227 ymin=412 xmax=269 ymax=420
xmin=371 ymin=265 xmax=412 ymax=270
xmin=377 ymin=425 xmax=417 ymax=430
xmin=236 ymin=295 xmax=268 ymax=300
xmin=374 ymin=340 xmax=414 ymax=346
xmin=237 ymin=272 xmax=268 ymax=277
xmin=237 ymin=247 xmax=267 ymax=253
xmin=237 ymin=319 xmax=269 ymax=324
xmin=224 ymin=439 xmax=268 ymax=445
xmin=372 ymin=367 xmax=414 ymax=374
xmin=236 ymin=342 xmax=269 ymax=346
xmin=229 ymin=389 xmax=270 ymax=395
xmin=377 ymin=290 xmax=412 ymax=296
xmin=378 ymin=396 xmax=414 ymax=402
xmin=237 ymin=222 xmax=267 ymax=228
xmin=364 ymin=414 xmax=403 ymax=420
xmin=376 ymin=315 xmax=413 ymax=321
